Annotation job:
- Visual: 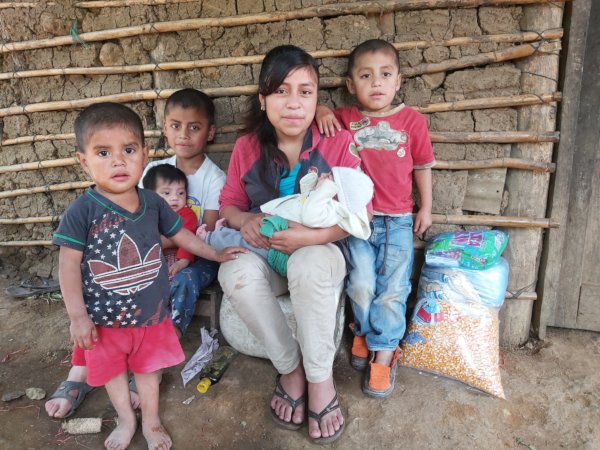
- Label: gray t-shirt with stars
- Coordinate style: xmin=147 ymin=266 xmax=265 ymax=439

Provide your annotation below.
xmin=53 ymin=187 xmax=182 ymax=328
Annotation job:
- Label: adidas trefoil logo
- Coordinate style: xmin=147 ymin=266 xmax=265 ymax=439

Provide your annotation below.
xmin=88 ymin=233 xmax=162 ymax=295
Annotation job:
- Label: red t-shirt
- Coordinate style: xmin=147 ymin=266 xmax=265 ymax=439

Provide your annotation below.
xmin=335 ymin=105 xmax=435 ymax=214
xmin=175 ymin=206 xmax=197 ymax=262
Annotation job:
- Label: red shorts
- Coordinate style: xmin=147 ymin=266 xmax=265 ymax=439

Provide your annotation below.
xmin=73 ymin=320 xmax=184 ymax=387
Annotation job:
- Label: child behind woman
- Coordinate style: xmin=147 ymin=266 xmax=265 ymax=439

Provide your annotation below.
xmin=317 ymin=39 xmax=435 ymax=398
xmin=141 ymin=88 xmax=226 ymax=336
xmin=143 ymin=164 xmax=197 ymax=280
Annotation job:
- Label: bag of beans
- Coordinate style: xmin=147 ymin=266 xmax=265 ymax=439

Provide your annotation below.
xmin=425 ymin=230 xmax=508 ymax=270
xmin=401 ymin=258 xmax=508 ymax=398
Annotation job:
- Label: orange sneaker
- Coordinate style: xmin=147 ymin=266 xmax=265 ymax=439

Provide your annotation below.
xmin=351 ymin=335 xmax=369 ymax=371
xmin=362 ymin=347 xmax=402 ymax=398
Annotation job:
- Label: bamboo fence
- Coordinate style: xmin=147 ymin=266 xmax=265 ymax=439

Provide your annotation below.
xmin=0 ymin=133 xmax=557 ymax=178
xmin=0 ymin=30 xmax=562 ymax=81
xmin=0 ymin=42 xmax=561 ymax=118
xmin=0 ymin=0 xmax=570 ymax=55
xmin=0 ymin=93 xmax=562 ymax=149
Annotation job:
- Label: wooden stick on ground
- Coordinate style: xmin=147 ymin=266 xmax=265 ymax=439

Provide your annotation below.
xmin=0 ymin=30 xmax=562 ymax=81
xmin=0 ymin=1 xmax=570 ymax=54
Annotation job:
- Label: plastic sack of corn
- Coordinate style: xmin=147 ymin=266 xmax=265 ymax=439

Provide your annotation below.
xmin=425 ymin=230 xmax=508 ymax=270
xmin=401 ymin=258 xmax=509 ymax=398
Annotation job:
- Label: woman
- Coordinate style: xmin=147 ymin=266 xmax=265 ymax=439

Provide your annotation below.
xmin=218 ymin=45 xmax=361 ymax=444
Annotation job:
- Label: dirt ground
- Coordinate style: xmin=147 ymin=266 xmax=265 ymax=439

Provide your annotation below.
xmin=0 ymin=275 xmax=598 ymax=450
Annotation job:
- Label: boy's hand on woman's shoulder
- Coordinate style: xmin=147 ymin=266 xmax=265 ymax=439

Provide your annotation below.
xmin=316 ymin=104 xmax=341 ymax=137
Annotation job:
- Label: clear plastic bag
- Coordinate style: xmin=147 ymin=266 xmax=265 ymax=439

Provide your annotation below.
xmin=401 ymin=258 xmax=509 ymax=398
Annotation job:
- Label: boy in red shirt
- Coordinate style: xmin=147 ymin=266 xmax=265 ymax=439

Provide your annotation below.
xmin=317 ymin=39 xmax=435 ymax=397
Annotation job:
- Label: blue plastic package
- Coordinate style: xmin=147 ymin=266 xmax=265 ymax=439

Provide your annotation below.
xmin=425 ymin=230 xmax=508 ymax=270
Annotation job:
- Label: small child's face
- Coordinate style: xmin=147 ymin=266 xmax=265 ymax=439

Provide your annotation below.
xmin=162 ymin=105 xmax=216 ymax=161
xmin=155 ymin=179 xmax=187 ymax=212
xmin=76 ymin=125 xmax=148 ymax=198
xmin=347 ymin=50 xmax=401 ymax=114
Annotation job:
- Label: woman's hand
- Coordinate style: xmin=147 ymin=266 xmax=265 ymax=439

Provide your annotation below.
xmin=270 ymin=222 xmax=349 ymax=254
xmin=240 ymin=213 xmax=271 ymax=249
xmin=269 ymin=226 xmax=310 ymax=255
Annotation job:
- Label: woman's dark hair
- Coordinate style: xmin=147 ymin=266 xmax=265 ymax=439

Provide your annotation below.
xmin=242 ymin=45 xmax=319 ymax=193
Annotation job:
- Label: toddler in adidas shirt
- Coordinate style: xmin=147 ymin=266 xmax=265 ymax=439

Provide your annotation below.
xmin=52 ymin=102 xmax=244 ymax=450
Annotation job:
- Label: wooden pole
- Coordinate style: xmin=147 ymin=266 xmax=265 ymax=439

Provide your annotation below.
xmin=430 ymin=131 xmax=559 ymax=143
xmin=433 ymin=158 xmax=555 ymax=172
xmin=0 ymin=212 xmax=558 ymax=227
xmin=500 ymin=4 xmax=563 ymax=347
xmin=0 ymin=3 xmax=36 ymax=8
xmin=417 ymin=92 xmax=561 ymax=114
xmin=0 ymin=181 xmax=92 ymax=199
xmin=402 ymin=40 xmax=561 ymax=78
xmin=0 ymin=93 xmax=561 ymax=148
xmin=0 ymin=30 xmax=562 ymax=81
xmin=0 ymin=135 xmax=558 ymax=176
xmin=76 ymin=0 xmax=196 ymax=7
xmin=0 ymin=0 xmax=570 ymax=54
xmin=429 ymin=214 xmax=559 ymax=228
xmin=0 ymin=216 xmax=61 ymax=225
xmin=534 ymin=0 xmax=594 ymax=339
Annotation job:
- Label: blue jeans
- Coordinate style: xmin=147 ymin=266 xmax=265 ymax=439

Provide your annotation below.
xmin=170 ymin=257 xmax=218 ymax=335
xmin=346 ymin=215 xmax=414 ymax=351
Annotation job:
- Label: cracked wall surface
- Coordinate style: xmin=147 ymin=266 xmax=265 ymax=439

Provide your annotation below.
xmin=0 ymin=1 xmax=548 ymax=276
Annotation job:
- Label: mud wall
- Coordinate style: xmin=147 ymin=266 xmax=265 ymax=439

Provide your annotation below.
xmin=0 ymin=1 xmax=562 ymax=344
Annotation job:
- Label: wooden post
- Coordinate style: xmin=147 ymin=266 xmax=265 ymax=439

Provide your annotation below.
xmin=535 ymin=0 xmax=600 ymax=335
xmin=500 ymin=4 xmax=563 ymax=347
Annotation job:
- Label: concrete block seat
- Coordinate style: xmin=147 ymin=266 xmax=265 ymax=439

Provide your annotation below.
xmin=219 ymin=288 xmax=347 ymax=359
